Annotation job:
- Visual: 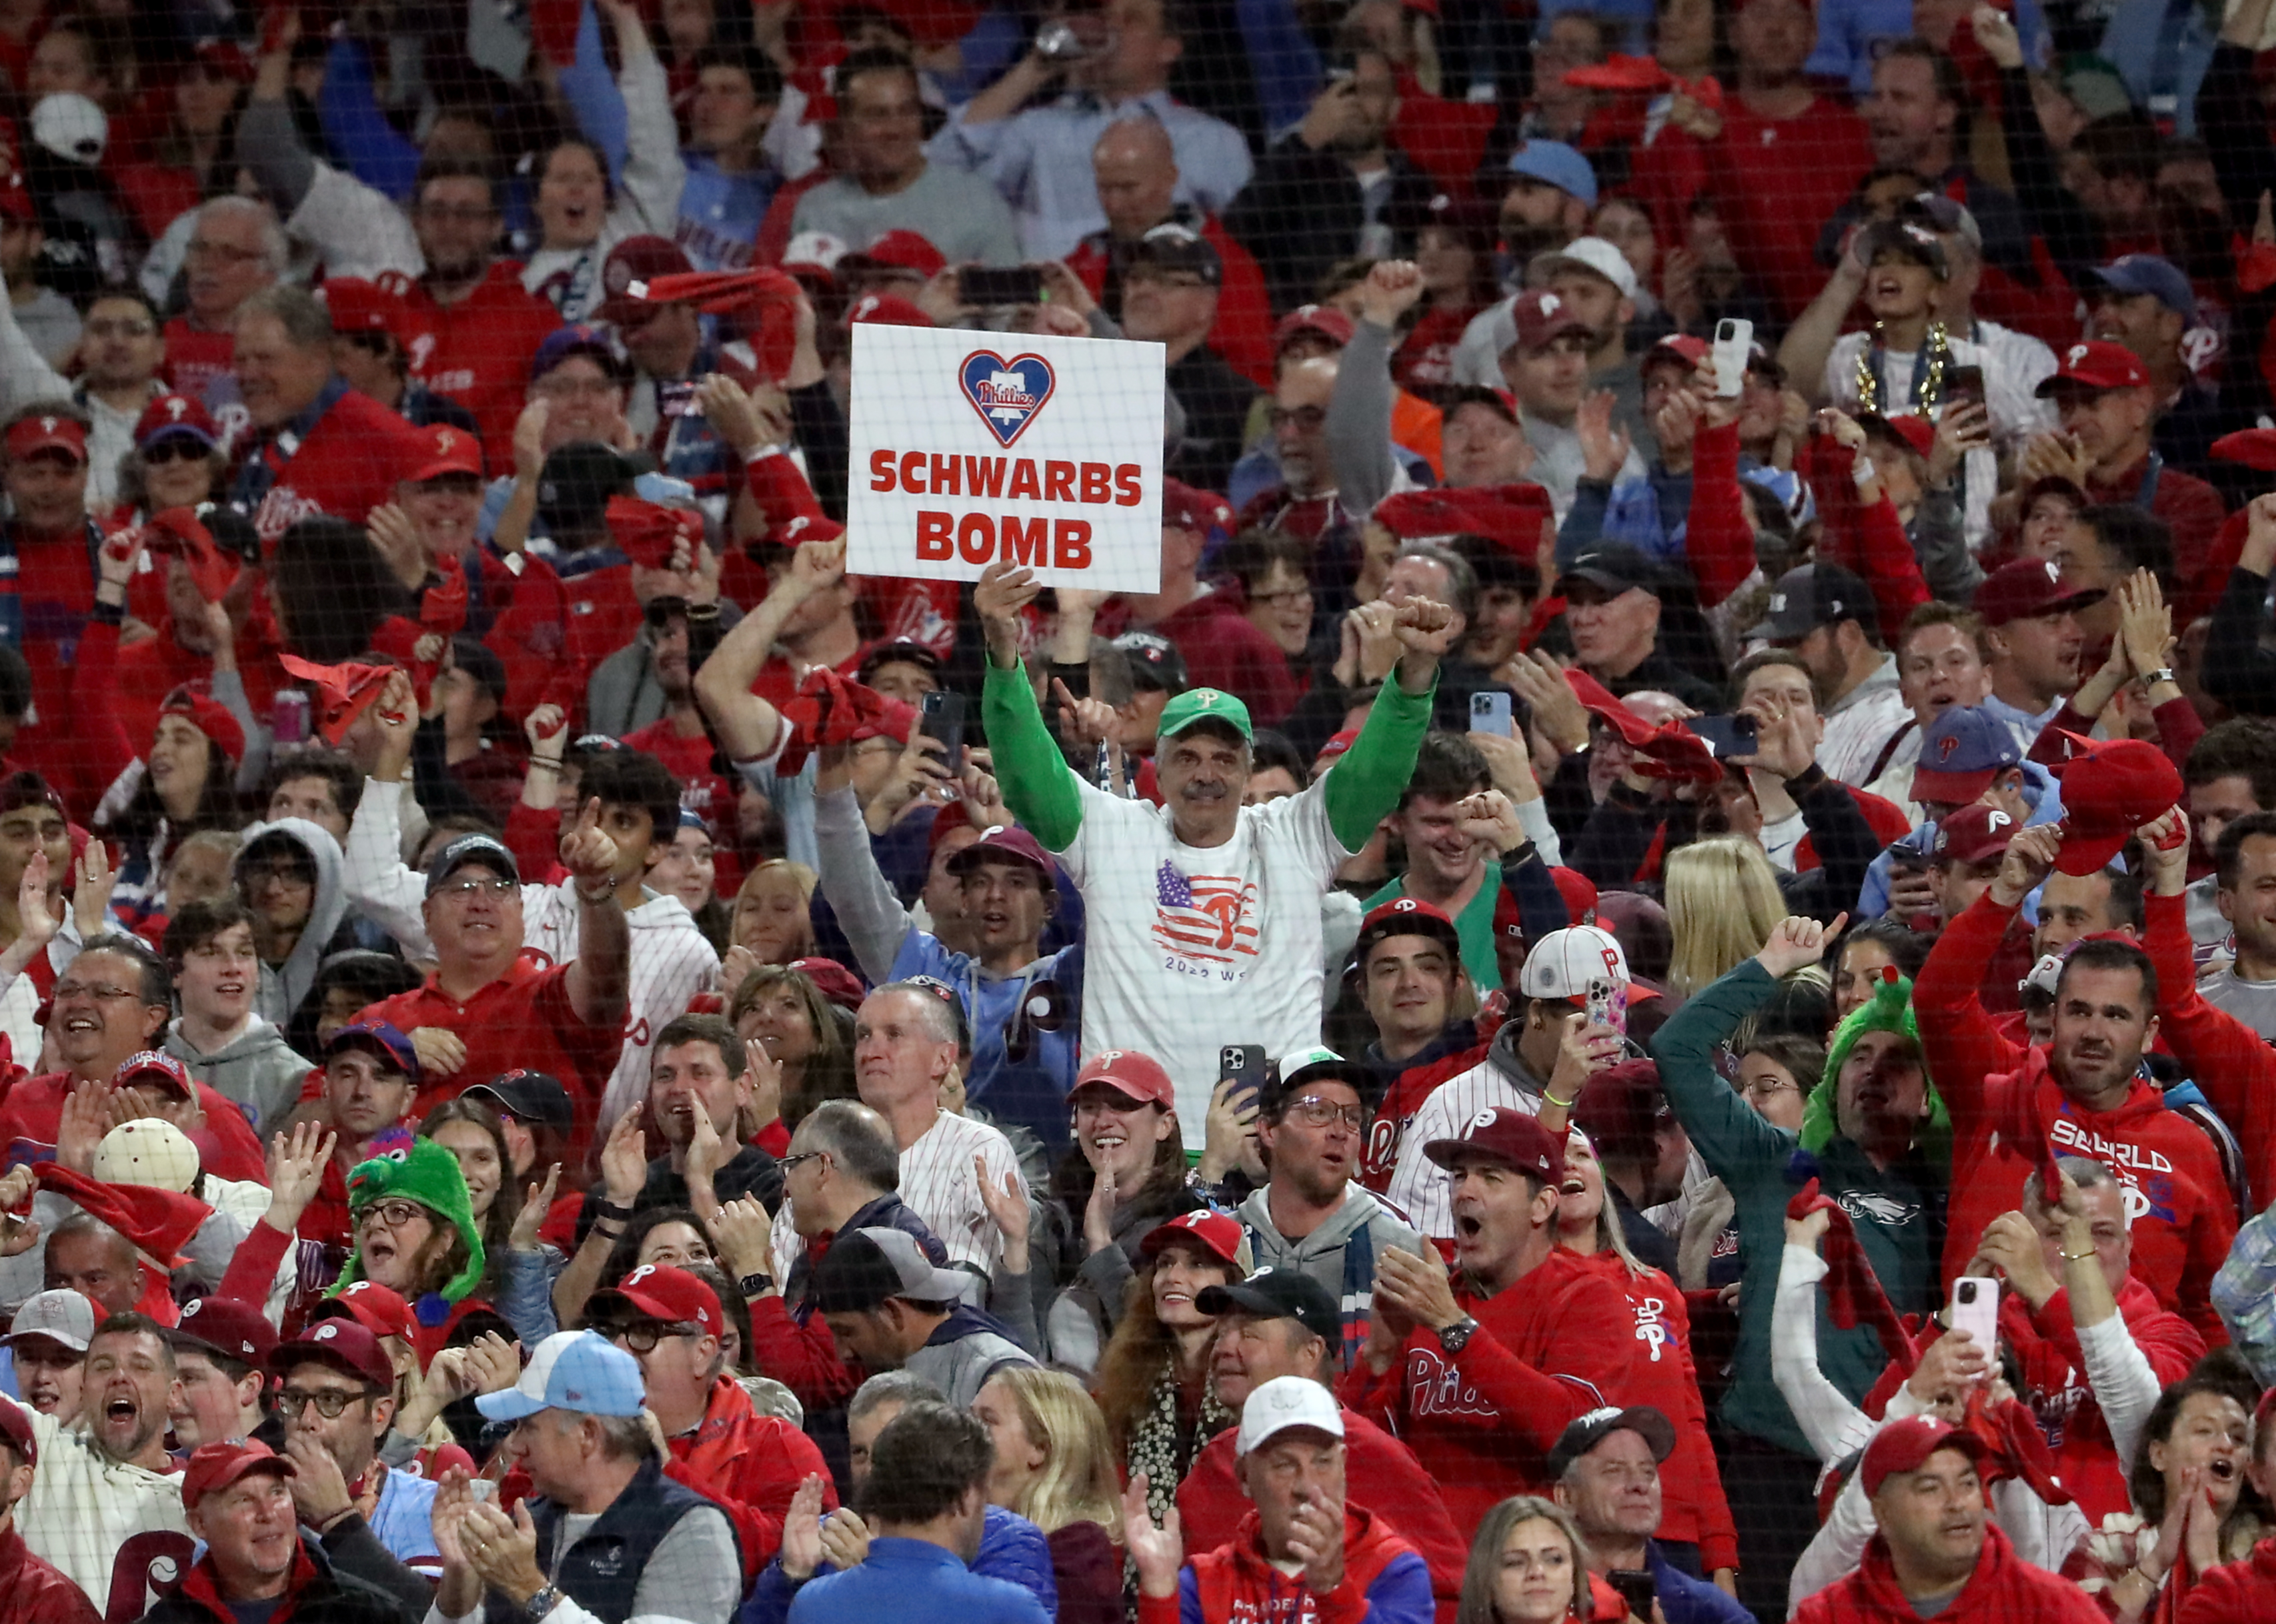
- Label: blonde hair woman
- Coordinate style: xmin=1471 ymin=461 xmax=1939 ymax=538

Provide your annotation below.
xmin=731 ymin=858 xmax=818 ymax=964
xmin=1664 ymin=836 xmax=1784 ymax=996
xmin=973 ymin=1367 xmax=1124 ymax=1624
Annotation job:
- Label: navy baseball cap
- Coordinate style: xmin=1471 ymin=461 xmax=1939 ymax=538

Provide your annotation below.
xmin=2087 ymin=254 xmax=2193 ymax=318
xmin=323 ymin=1020 xmax=421 ymax=1083
xmin=424 ymin=834 xmax=520 ymax=896
xmin=1911 ymin=706 xmax=2023 ymax=804
xmin=530 ymin=324 xmax=632 ymax=383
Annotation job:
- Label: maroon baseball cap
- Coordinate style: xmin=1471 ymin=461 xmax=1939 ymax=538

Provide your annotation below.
xmin=842 ymin=229 xmax=946 ymax=279
xmin=1274 ymin=303 xmax=1354 ymax=355
xmin=1070 ymin=1048 xmax=1176 ymax=1111
xmin=1354 ymin=896 xmax=1463 ymax=965
xmin=1569 ymin=1058 xmax=1672 ymax=1162
xmin=311 ymin=1280 xmax=415 ymax=1343
xmin=133 ymin=393 xmax=219 ymax=451
xmin=181 ymin=1440 xmax=294 ymax=1508
xmin=946 ymin=823 xmax=1056 ymax=884
xmin=1860 ymin=1416 xmax=1989 ymax=1498
xmin=1973 ymin=557 xmax=2105 ymax=628
xmin=1140 ymin=1209 xmax=1247 ymax=1269
xmin=1424 ymin=1105 xmax=1566 ymax=1183
xmin=271 ymin=1318 xmax=393 ymax=1391
xmin=847 ymin=292 xmax=934 ymax=328
xmin=790 ymin=956 xmax=867 ymax=1012
xmin=590 ymin=1263 xmax=724 ymax=1337
xmin=597 ymin=235 xmax=696 ymax=325
xmin=1508 ymin=290 xmax=1590 ymax=354
xmin=2055 ymin=739 xmax=2183 ymax=876
xmin=1162 ymin=479 xmax=1232 ymax=536
xmin=173 ymin=1296 xmax=279 ymax=1367
xmin=0 ymin=1400 xmax=33 ymax=1465
xmin=1933 ymin=802 xmax=2020 ymax=868
xmin=2037 ymin=339 xmax=2152 ymax=395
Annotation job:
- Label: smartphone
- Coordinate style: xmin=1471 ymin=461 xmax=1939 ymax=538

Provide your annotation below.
xmin=1221 ymin=1044 xmax=1268 ymax=1111
xmin=1946 ymin=364 xmax=1985 ymax=414
xmin=918 ymin=690 xmax=967 ymax=760
xmin=1607 ymin=1569 xmax=1656 ymax=1619
xmin=1585 ymin=977 xmax=1614 ymax=1029
xmin=658 ymin=379 xmax=698 ymax=418
xmin=1949 ymin=1275 xmax=2000 ymax=1358
xmin=1469 ymin=690 xmax=1514 ymax=738
xmin=1686 ymin=713 xmax=1759 ymax=758
xmin=1711 ymin=317 xmax=1753 ymax=399
xmin=960 ymin=265 xmax=1046 ymax=306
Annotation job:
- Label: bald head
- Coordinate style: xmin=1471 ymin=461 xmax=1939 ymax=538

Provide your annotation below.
xmin=1094 ymin=120 xmax=1179 ymax=241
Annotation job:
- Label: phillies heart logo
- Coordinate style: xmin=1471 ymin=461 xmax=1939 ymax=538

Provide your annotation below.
xmin=959 ymin=351 xmax=1056 ymax=447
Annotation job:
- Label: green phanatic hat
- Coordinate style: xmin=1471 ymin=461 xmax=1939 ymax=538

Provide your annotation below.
xmin=335 ymin=1138 xmax=487 ymax=1304
xmin=1799 ymin=969 xmax=1949 ymax=1155
xmin=1157 ymin=687 xmax=1252 ymax=743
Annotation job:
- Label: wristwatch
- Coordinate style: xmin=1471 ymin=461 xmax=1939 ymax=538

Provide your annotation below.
xmin=1436 ymin=1317 xmax=1479 ymax=1356
xmin=526 ymin=1585 xmax=563 ymax=1621
xmin=738 ymin=1271 xmax=776 ymax=1298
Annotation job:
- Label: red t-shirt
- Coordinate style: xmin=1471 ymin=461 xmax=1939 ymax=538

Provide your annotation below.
xmin=392 ymin=263 xmax=563 ymax=466
xmin=354 ymin=956 xmax=624 ymax=1159
xmin=161 ymin=319 xmax=237 ymax=405
xmin=247 ymin=390 xmax=431 ymax=544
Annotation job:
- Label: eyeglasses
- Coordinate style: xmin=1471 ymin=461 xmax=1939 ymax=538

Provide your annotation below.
xmin=142 ymin=439 xmax=207 ymax=466
xmin=1281 ymin=1095 xmax=1366 ymax=1130
xmin=241 ymin=860 xmax=315 ymax=888
xmin=435 ymin=877 xmax=517 ymax=899
xmin=777 ymin=1150 xmax=827 ymax=1175
xmin=608 ymin=1321 xmax=701 ymax=1354
xmin=1268 ymin=405 xmax=1328 ymax=433
xmin=52 ymin=980 xmax=139 ymax=1002
xmin=357 ymin=1198 xmax=430 ymax=1232
xmin=278 ymin=1387 xmax=381 ymax=1419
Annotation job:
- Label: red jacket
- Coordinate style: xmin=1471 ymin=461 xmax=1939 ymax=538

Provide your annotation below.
xmin=0 ymin=1524 xmax=99 ymax=1624
xmin=1176 ymin=1405 xmax=1465 ymax=1620
xmin=391 ymin=261 xmax=564 ymax=464
xmin=0 ymin=1069 xmax=265 ymax=1184
xmin=1568 ymin=1250 xmax=1739 ymax=1574
xmin=2177 ymin=1536 xmax=2276 ymax=1623
xmin=1138 ymin=1507 xmax=1432 ymax=1624
xmin=1793 ymin=1524 xmax=2107 ymax=1624
xmin=244 ymin=388 xmax=431 ymax=544
xmin=1913 ymin=890 xmax=2235 ymax=1345
xmin=1335 ymin=1246 xmax=1642 ymax=1538
xmin=667 ymin=1375 xmax=837 ymax=1579
xmin=1068 ymin=217 xmax=1275 ymax=389
xmin=2144 ymin=890 xmax=2276 ymax=1208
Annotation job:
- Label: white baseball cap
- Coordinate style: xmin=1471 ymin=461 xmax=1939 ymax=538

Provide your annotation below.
xmin=1536 ymin=235 xmax=1639 ymax=300
xmin=1520 ymin=924 xmax=1630 ymax=1000
xmin=31 ymin=93 xmax=107 ymax=165
xmin=1236 ymin=1375 xmax=1345 ymax=1457
xmin=93 ymin=1118 xmax=201 ymax=1192
xmin=782 ymin=230 xmax=848 ymax=274
xmin=3 ymin=1288 xmax=99 ymax=1353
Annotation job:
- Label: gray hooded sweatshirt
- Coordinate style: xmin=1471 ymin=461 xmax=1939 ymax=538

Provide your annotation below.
xmin=231 ymin=817 xmax=351 ymax=1028
xmin=1236 ymin=1182 xmax=1424 ymax=1358
xmin=165 ymin=1014 xmax=315 ymax=1136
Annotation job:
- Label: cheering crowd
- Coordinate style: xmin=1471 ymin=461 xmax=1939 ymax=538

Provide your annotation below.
xmin=7 ymin=0 xmax=2276 ymax=1621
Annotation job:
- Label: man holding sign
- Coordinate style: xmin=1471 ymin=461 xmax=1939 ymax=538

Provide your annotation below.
xmin=977 ymin=558 xmax=1454 ymax=1138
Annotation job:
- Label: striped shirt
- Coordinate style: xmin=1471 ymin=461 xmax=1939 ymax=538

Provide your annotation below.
xmin=5 ymin=1392 xmax=191 ymax=1618
xmin=1386 ymin=1057 xmax=1547 ymax=1241
xmin=774 ymin=1109 xmax=1026 ymax=1281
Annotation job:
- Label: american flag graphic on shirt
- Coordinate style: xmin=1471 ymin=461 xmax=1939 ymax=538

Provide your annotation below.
xmin=1152 ymin=862 xmax=1260 ymax=963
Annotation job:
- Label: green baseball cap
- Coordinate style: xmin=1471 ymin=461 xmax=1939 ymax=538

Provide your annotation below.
xmin=1156 ymin=687 xmax=1252 ymax=743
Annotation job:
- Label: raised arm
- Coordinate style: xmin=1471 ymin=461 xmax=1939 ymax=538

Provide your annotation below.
xmin=1320 ymin=598 xmax=1453 ymax=850
xmin=975 ymin=560 xmax=1085 ymax=852
xmin=694 ymin=536 xmax=847 ymax=762
xmin=601 ymin=0 xmax=687 ymax=239
xmin=1324 ymin=263 xmax=1424 ymax=518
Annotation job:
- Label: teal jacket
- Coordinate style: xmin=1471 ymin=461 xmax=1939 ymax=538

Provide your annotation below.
xmin=1651 ymin=962 xmax=1949 ymax=1455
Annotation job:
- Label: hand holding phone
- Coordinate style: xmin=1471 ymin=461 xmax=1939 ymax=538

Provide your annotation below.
xmin=919 ymin=691 xmax=968 ymax=760
xmin=1220 ymin=1044 xmax=1268 ymax=1112
xmin=1711 ymin=318 xmax=1753 ymax=399
xmin=1469 ymin=690 xmax=1514 ymax=738
xmin=1948 ymin=1275 xmax=1999 ymax=1359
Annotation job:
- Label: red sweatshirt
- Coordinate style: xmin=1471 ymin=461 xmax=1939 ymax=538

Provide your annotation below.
xmin=1568 ymin=1250 xmax=1739 ymax=1574
xmin=2177 ymin=1536 xmax=2276 ymax=1623
xmin=1334 ymin=1245 xmax=1642 ymax=1538
xmin=1913 ymin=892 xmax=2235 ymax=1345
xmin=668 ymin=1375 xmax=836 ymax=1579
xmin=1138 ymin=1508 xmax=1430 ymax=1624
xmin=2144 ymin=889 xmax=2276 ymax=1208
xmin=2086 ymin=456 xmax=2228 ymax=627
xmin=1176 ymin=1405 xmax=1466 ymax=1621
xmin=393 ymin=263 xmax=564 ymax=464
xmin=0 ymin=1070 xmax=265 ymax=1183
xmin=1794 ymin=1525 xmax=2107 ymax=1624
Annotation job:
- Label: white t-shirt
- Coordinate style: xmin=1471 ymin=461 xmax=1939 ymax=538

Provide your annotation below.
xmin=1056 ymin=775 xmax=1352 ymax=1145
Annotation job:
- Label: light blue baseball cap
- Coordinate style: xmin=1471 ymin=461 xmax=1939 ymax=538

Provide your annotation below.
xmin=476 ymin=1330 xmax=646 ymax=1421
xmin=1506 ymin=140 xmax=1598 ymax=207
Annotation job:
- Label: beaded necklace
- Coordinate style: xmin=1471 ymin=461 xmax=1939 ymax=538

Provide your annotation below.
xmin=1855 ymin=319 xmax=1951 ymax=416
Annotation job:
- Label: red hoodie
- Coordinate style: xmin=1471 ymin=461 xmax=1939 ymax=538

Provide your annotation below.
xmin=1336 ymin=1247 xmax=1642 ymax=1539
xmin=1793 ymin=1523 xmax=2107 ymax=1624
xmin=1176 ymin=1405 xmax=1465 ymax=1623
xmin=1137 ymin=1507 xmax=1432 ymax=1624
xmin=1567 ymin=1249 xmax=1740 ymax=1574
xmin=1912 ymin=891 xmax=2235 ymax=1345
xmin=2143 ymin=890 xmax=2276 ymax=1208
xmin=668 ymin=1375 xmax=836 ymax=1579
xmin=2177 ymin=1536 xmax=2276 ymax=1623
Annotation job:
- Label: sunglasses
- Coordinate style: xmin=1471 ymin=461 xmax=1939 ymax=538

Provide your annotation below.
xmin=143 ymin=438 xmax=208 ymax=465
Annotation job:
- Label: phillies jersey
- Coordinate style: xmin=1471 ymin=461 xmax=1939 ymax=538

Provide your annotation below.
xmin=391 ymin=263 xmax=563 ymax=467
xmin=235 ymin=385 xmax=429 ymax=543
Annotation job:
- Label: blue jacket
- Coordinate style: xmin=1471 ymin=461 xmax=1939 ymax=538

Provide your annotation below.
xmin=1644 ymin=1542 xmax=1753 ymax=1624
xmin=753 ymin=1511 xmax=1056 ymax=1624
xmin=788 ymin=1539 xmax=1051 ymax=1624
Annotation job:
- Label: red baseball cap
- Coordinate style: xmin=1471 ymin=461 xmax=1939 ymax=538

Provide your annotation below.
xmin=2213 ymin=428 xmax=2276 ymax=472
xmin=159 ymin=686 xmax=246 ymax=765
xmin=1162 ymin=479 xmax=1232 ymax=535
xmin=1974 ymin=556 xmax=2105 ymax=627
xmin=0 ymin=1399 xmax=35 ymax=1465
xmin=5 ymin=413 xmax=87 ymax=465
xmin=1640 ymin=333 xmax=1711 ymax=375
xmin=946 ymin=823 xmax=1056 ymax=884
xmin=1860 ymin=1416 xmax=1990 ymax=1498
xmin=847 ymin=292 xmax=934 ymax=328
xmin=1354 ymin=896 xmax=1463 ymax=965
xmin=181 ymin=1440 xmax=294 ymax=1509
xmin=2055 ymin=738 xmax=2183 ymax=876
xmin=1371 ymin=486 xmax=1554 ymax=557
xmin=1424 ymin=1104 xmax=1566 ymax=1183
xmin=1859 ymin=413 xmax=1934 ymax=460
xmin=790 ymin=955 xmax=867 ymax=1012
xmin=1932 ymin=802 xmax=2019 ymax=868
xmin=271 ymin=1318 xmax=393 ymax=1391
xmin=2037 ymin=339 xmax=2152 ymax=395
xmin=591 ymin=1263 xmax=723 ymax=1337
xmin=409 ymin=424 xmax=484 ymax=484
xmin=115 ymin=1050 xmax=194 ymax=1101
xmin=842 ymin=229 xmax=946 ymax=279
xmin=1274 ymin=303 xmax=1354 ymax=354
xmin=1493 ymin=868 xmax=1600 ymax=940
xmin=1508 ymin=289 xmax=1591 ymax=354
xmin=1140 ymin=1209 xmax=1248 ymax=1269
xmin=133 ymin=393 xmax=219 ymax=452
xmin=192 ymin=38 xmax=257 ymax=83
xmin=322 ymin=277 xmax=407 ymax=345
xmin=173 ymin=1295 xmax=279 ymax=1367
xmin=311 ymin=1280 xmax=414 ymax=1343
xmin=597 ymin=235 xmax=696 ymax=325
xmin=1071 ymin=1048 xmax=1177 ymax=1111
